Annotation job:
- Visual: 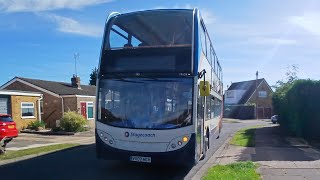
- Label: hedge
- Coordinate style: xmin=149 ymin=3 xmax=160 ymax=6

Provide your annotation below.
xmin=272 ymin=79 xmax=320 ymax=139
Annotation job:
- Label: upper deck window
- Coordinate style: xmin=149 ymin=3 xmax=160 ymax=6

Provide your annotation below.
xmin=105 ymin=10 xmax=193 ymax=50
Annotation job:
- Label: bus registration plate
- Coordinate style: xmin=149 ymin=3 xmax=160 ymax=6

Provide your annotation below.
xmin=130 ymin=156 xmax=151 ymax=163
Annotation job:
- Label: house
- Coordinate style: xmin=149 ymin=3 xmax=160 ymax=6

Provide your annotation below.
xmin=0 ymin=76 xmax=96 ymax=128
xmin=0 ymin=90 xmax=42 ymax=130
xmin=224 ymin=78 xmax=273 ymax=119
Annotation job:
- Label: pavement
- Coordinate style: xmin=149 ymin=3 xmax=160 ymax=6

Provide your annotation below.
xmin=215 ymin=122 xmax=320 ymax=180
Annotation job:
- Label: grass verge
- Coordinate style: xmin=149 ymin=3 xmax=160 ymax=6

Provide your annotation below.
xmin=202 ymin=161 xmax=260 ymax=180
xmin=0 ymin=143 xmax=79 ymax=161
xmin=230 ymin=126 xmax=262 ymax=147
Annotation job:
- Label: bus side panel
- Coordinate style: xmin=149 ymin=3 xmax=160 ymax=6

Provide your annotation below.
xmin=96 ymin=130 xmax=196 ymax=166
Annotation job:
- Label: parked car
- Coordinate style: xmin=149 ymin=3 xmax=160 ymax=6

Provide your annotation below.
xmin=0 ymin=114 xmax=18 ymax=144
xmin=271 ymin=115 xmax=278 ymax=124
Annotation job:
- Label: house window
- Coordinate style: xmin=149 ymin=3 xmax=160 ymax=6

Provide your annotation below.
xmin=21 ymin=102 xmax=35 ymax=118
xmin=259 ymin=91 xmax=267 ymax=98
xmin=87 ymin=102 xmax=94 ymax=120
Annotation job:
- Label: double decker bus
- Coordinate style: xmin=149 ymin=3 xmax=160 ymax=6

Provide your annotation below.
xmin=96 ymin=8 xmax=223 ymax=166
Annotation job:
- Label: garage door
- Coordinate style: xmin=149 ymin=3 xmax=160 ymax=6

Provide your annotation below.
xmin=0 ymin=98 xmax=9 ymax=114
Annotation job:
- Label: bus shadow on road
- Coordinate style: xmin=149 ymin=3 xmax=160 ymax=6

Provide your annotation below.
xmin=0 ymin=144 xmax=192 ymax=180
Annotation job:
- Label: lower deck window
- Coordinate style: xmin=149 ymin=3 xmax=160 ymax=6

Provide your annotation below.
xmin=21 ymin=102 xmax=35 ymax=118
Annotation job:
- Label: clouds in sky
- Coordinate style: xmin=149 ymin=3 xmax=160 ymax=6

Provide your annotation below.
xmin=288 ymin=12 xmax=320 ymax=37
xmin=39 ymin=13 xmax=103 ymax=37
xmin=0 ymin=0 xmax=112 ymax=12
xmin=0 ymin=0 xmax=110 ymax=37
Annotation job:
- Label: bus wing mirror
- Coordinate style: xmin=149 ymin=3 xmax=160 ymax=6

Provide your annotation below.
xmin=200 ymin=81 xmax=210 ymax=96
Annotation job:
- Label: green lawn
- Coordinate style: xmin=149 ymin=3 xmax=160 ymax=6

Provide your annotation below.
xmin=202 ymin=161 xmax=260 ymax=180
xmin=0 ymin=143 xmax=79 ymax=161
xmin=230 ymin=126 xmax=262 ymax=147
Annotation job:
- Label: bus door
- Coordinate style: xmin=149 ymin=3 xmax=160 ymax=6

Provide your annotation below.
xmin=196 ymin=95 xmax=205 ymax=160
xmin=197 ymin=79 xmax=210 ymax=160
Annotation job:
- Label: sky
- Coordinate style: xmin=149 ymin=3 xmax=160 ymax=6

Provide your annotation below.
xmin=1 ymin=0 xmax=320 ymax=90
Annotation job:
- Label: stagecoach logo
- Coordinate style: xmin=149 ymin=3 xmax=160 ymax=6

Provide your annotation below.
xmin=125 ymin=132 xmax=129 ymax=137
xmin=124 ymin=132 xmax=155 ymax=138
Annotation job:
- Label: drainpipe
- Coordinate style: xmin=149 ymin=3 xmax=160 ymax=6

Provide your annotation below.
xmin=37 ymin=95 xmax=43 ymax=122
xmin=61 ymin=96 xmax=65 ymax=115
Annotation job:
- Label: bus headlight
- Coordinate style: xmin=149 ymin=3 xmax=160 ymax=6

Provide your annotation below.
xmin=166 ymin=134 xmax=191 ymax=152
xmin=182 ymin=136 xmax=188 ymax=142
xmin=97 ymin=129 xmax=116 ymax=147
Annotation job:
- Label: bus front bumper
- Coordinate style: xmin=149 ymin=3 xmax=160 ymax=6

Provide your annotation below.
xmin=95 ymin=131 xmax=196 ymax=166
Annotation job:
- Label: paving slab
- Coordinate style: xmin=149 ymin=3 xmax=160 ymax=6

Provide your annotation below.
xmin=262 ymin=175 xmax=306 ymax=180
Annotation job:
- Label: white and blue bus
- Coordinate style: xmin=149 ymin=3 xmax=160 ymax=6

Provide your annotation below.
xmin=96 ymin=8 xmax=223 ymax=166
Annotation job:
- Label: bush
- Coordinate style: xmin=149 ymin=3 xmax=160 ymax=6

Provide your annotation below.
xmin=273 ymin=79 xmax=320 ymax=139
xmin=27 ymin=121 xmax=46 ymax=131
xmin=60 ymin=111 xmax=88 ymax=132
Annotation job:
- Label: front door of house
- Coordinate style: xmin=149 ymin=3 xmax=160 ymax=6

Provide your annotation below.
xmin=80 ymin=102 xmax=87 ymax=119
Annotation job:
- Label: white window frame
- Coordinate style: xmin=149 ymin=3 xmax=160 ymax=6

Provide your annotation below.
xmin=86 ymin=102 xmax=94 ymax=120
xmin=21 ymin=102 xmax=35 ymax=119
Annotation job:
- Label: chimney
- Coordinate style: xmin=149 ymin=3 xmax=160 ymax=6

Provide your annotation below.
xmin=71 ymin=75 xmax=81 ymax=89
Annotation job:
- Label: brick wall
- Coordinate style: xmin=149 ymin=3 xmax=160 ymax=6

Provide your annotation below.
xmin=247 ymin=81 xmax=273 ymax=118
xmin=247 ymin=82 xmax=273 ymax=107
xmin=10 ymin=95 xmax=39 ymax=130
xmin=63 ymin=97 xmax=77 ymax=112
xmin=5 ymin=81 xmax=63 ymax=128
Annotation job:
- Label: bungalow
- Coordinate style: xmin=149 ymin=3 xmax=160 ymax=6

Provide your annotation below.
xmin=0 ymin=90 xmax=42 ymax=130
xmin=0 ymin=76 xmax=96 ymax=128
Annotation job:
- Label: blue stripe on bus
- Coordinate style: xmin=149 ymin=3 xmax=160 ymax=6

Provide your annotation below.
xmin=193 ymin=9 xmax=199 ymax=75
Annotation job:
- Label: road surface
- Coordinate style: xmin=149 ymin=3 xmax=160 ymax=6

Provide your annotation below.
xmin=0 ymin=120 xmax=266 ymax=180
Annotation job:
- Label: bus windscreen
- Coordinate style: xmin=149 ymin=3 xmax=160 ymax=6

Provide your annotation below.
xmin=98 ymin=78 xmax=193 ymax=129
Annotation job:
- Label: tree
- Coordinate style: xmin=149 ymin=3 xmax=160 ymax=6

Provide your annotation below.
xmin=89 ymin=67 xmax=98 ymax=86
xmin=272 ymin=64 xmax=299 ymax=123
xmin=272 ymin=65 xmax=299 ymax=89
